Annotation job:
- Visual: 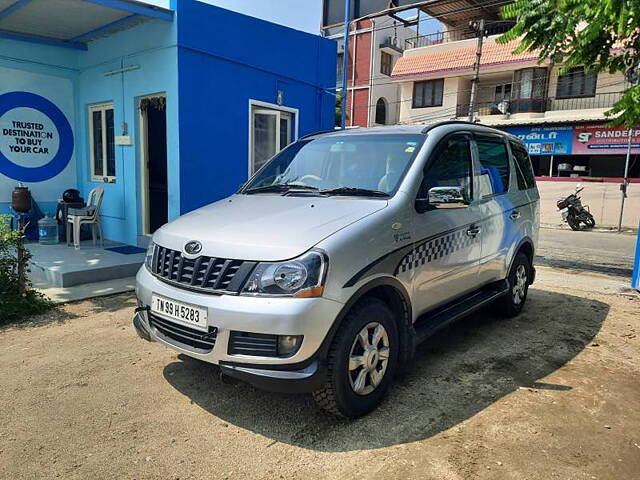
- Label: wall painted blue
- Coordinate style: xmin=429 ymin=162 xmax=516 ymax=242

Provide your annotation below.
xmin=2 ymin=0 xmax=336 ymax=247
xmin=0 ymin=37 xmax=79 ymax=218
xmin=175 ymin=0 xmax=336 ymax=213
xmin=74 ymin=18 xmax=179 ymax=245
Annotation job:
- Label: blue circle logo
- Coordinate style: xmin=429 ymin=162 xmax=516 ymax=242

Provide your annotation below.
xmin=0 ymin=91 xmax=74 ymax=182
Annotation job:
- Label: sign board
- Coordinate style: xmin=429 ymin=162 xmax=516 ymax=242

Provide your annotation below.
xmin=503 ymin=124 xmax=640 ymax=156
xmin=503 ymin=126 xmax=574 ymax=156
xmin=572 ymin=124 xmax=640 ymax=155
xmin=0 ymin=67 xmax=75 ymax=207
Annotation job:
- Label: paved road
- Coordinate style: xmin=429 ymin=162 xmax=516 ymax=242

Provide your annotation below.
xmin=537 ymin=227 xmax=637 ymax=277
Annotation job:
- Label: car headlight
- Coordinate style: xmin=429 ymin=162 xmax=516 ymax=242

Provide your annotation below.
xmin=144 ymin=242 xmax=155 ymax=271
xmin=242 ymin=250 xmax=327 ymax=297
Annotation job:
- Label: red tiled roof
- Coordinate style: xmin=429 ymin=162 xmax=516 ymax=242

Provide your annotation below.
xmin=392 ymin=40 xmax=541 ymax=79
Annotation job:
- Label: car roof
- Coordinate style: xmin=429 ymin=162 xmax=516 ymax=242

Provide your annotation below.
xmin=302 ymin=121 xmax=517 ymax=141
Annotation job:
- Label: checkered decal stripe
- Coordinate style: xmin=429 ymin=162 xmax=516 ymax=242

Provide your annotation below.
xmin=395 ymin=228 xmax=476 ymax=274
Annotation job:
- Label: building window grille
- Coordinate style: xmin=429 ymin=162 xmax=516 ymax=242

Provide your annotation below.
xmin=412 ymin=79 xmax=444 ymax=108
xmin=89 ymin=103 xmax=116 ymax=182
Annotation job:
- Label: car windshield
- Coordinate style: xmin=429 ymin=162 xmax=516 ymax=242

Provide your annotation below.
xmin=244 ymin=134 xmax=425 ymax=196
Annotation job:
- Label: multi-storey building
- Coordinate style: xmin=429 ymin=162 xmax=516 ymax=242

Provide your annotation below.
xmin=320 ymin=0 xmax=509 ymax=127
xmin=391 ymin=33 xmax=639 ymax=228
xmin=323 ymin=16 xmax=415 ymax=127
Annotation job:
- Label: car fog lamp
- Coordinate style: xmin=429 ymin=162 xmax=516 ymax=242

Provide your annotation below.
xmin=278 ymin=335 xmax=303 ymax=357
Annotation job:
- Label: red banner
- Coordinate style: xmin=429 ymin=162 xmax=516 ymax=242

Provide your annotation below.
xmin=572 ymin=125 xmax=640 ymax=155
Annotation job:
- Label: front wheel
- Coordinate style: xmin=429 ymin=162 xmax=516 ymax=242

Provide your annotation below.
xmin=313 ymin=298 xmax=399 ymax=418
xmin=567 ymin=213 xmax=582 ymax=231
xmin=583 ymin=213 xmax=596 ymax=228
xmin=494 ymin=252 xmax=531 ymax=318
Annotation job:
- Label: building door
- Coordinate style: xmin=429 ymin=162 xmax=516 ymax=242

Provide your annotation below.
xmin=140 ymin=95 xmax=168 ymax=235
xmin=250 ymin=106 xmax=293 ymax=175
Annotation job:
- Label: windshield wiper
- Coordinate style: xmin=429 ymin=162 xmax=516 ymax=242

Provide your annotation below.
xmin=319 ymin=187 xmax=389 ymax=198
xmin=244 ymin=184 xmax=319 ymax=194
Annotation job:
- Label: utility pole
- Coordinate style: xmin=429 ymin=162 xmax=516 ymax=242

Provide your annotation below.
xmin=618 ymin=127 xmax=634 ymax=232
xmin=340 ymin=0 xmax=352 ymax=129
xmin=468 ymin=19 xmax=485 ymax=122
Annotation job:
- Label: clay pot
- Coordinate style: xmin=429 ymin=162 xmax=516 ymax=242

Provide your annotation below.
xmin=11 ymin=186 xmax=31 ymax=213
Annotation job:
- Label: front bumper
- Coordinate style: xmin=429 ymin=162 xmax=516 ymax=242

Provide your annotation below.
xmin=134 ymin=266 xmax=343 ymax=392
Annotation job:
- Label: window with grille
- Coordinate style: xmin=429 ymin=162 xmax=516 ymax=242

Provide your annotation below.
xmin=380 ymin=51 xmax=393 ymax=76
xmin=556 ymin=67 xmax=597 ymax=98
xmin=412 ymin=79 xmax=444 ymax=108
xmin=89 ymin=103 xmax=116 ymax=182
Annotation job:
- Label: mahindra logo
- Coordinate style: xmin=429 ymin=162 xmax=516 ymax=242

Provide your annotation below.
xmin=184 ymin=241 xmax=202 ymax=255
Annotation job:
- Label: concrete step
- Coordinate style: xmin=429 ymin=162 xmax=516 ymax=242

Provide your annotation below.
xmin=28 ymin=241 xmax=145 ymax=288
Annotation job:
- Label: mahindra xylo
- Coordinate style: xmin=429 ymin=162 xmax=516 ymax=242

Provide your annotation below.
xmin=133 ymin=121 xmax=539 ymax=418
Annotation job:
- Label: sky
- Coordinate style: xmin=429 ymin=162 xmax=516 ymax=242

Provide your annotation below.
xmin=139 ymin=0 xmax=324 ymax=35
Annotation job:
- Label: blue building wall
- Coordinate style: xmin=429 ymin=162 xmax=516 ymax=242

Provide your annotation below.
xmin=74 ymin=18 xmax=179 ymax=246
xmin=1 ymin=0 xmax=336 ymax=246
xmin=175 ymin=0 xmax=336 ymax=213
xmin=0 ymin=38 xmax=80 ymax=217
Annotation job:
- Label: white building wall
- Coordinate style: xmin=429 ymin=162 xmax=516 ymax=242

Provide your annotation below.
xmin=369 ymin=17 xmax=419 ymax=126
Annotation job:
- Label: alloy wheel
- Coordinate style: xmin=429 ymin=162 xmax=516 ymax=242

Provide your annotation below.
xmin=512 ymin=264 xmax=527 ymax=305
xmin=348 ymin=322 xmax=390 ymax=395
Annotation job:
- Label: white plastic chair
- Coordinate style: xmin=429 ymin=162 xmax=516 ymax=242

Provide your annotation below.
xmin=66 ymin=187 xmax=104 ymax=249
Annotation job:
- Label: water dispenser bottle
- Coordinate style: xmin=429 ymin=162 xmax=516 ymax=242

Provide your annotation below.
xmin=38 ymin=215 xmax=59 ymax=245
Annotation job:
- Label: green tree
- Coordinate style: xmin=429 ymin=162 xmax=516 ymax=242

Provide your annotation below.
xmin=498 ymin=0 xmax=640 ymax=126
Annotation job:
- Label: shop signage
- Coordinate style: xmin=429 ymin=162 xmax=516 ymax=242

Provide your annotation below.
xmin=0 ymin=91 xmax=74 ymax=182
xmin=572 ymin=124 xmax=640 ymax=155
xmin=502 ymin=126 xmax=574 ymax=156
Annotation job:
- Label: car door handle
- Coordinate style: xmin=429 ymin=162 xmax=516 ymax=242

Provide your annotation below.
xmin=509 ymin=210 xmax=521 ymax=221
xmin=466 ymin=226 xmax=481 ymax=237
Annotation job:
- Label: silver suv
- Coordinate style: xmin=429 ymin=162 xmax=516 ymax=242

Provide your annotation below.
xmin=133 ymin=121 xmax=539 ymax=418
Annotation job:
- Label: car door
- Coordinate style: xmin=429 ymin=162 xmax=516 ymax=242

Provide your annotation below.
xmin=473 ymin=133 xmax=520 ymax=284
xmin=410 ymin=132 xmax=482 ymax=315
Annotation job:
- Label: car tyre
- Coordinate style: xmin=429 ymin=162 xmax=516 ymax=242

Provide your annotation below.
xmin=495 ymin=252 xmax=531 ymax=318
xmin=312 ymin=297 xmax=399 ymax=418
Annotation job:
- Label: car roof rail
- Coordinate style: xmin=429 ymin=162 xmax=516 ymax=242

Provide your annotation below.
xmin=421 ymin=120 xmax=484 ymax=134
xmin=299 ymin=129 xmax=340 ymax=140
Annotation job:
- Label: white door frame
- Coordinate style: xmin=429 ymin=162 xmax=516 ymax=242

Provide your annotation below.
xmin=247 ymin=99 xmax=299 ymax=178
xmin=138 ymin=92 xmax=166 ymax=236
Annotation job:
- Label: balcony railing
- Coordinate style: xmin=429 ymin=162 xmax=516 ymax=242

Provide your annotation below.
xmin=546 ymin=91 xmax=625 ymax=111
xmin=405 ymin=23 xmax=514 ymax=50
xmin=405 ymin=29 xmax=472 ymax=49
xmin=455 ymin=91 xmax=625 ymax=117
xmin=380 ymin=35 xmax=403 ymax=53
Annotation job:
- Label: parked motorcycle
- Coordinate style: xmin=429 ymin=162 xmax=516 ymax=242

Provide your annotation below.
xmin=556 ymin=184 xmax=596 ymax=231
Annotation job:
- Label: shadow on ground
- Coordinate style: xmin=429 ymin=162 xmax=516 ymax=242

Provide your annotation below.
xmin=0 ymin=292 xmax=137 ymax=331
xmin=536 ymin=255 xmax=633 ymax=278
xmin=163 ymin=288 xmax=608 ymax=452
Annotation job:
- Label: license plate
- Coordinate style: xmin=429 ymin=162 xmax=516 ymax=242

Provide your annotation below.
xmin=151 ymin=295 xmax=208 ymax=332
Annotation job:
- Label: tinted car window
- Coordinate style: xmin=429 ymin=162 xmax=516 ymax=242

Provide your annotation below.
xmin=420 ymin=135 xmax=472 ymax=199
xmin=510 ymin=140 xmax=536 ymax=190
xmin=475 ymin=137 xmax=510 ymax=196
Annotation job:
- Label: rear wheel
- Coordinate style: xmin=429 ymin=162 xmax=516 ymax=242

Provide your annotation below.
xmin=313 ymin=298 xmax=398 ymax=418
xmin=495 ymin=252 xmax=531 ymax=318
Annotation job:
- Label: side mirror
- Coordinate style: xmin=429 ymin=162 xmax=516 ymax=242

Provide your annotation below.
xmin=416 ymin=186 xmax=469 ymax=213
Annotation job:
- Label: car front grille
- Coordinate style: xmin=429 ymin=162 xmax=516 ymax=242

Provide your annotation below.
xmin=228 ymin=331 xmax=279 ymax=357
xmin=152 ymin=245 xmax=256 ymax=294
xmin=149 ymin=313 xmax=217 ymax=353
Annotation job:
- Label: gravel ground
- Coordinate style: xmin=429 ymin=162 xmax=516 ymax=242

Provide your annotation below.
xmin=1 ymin=265 xmax=639 ymax=480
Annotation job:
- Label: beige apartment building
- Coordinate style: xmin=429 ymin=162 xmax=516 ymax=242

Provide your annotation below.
xmin=391 ymin=34 xmax=640 ymax=229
